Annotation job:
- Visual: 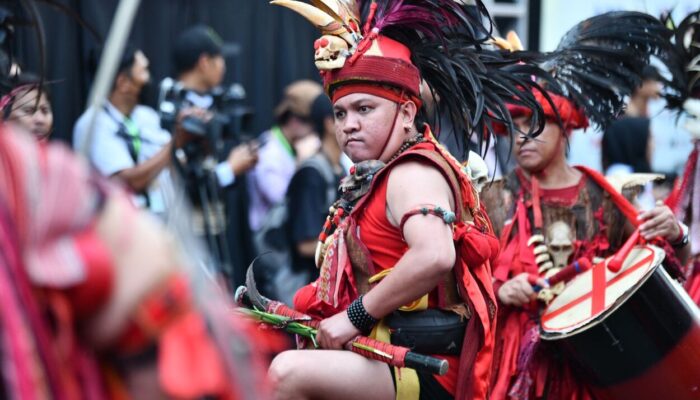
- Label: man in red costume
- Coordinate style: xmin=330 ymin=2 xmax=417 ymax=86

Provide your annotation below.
xmin=488 ymin=90 xmax=691 ymax=399
xmin=262 ymin=0 xmax=549 ymax=399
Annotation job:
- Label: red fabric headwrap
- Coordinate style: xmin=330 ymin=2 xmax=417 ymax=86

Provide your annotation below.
xmin=507 ymin=91 xmax=589 ymax=134
xmin=331 ymin=83 xmax=423 ymax=109
xmin=323 ymin=36 xmax=422 ymax=108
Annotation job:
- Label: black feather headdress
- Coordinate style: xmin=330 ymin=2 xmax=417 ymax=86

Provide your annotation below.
xmin=537 ymin=11 xmax=673 ymax=129
xmin=271 ymin=0 xmax=555 ymax=157
xmin=661 ymin=10 xmax=700 ymax=112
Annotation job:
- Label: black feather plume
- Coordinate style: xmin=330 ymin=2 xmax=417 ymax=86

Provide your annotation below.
xmin=661 ymin=10 xmax=700 ymax=112
xmin=540 ymin=11 xmax=673 ymax=129
xmin=356 ymin=0 xmax=555 ymax=157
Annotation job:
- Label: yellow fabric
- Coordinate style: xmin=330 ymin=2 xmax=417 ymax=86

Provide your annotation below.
xmin=371 ymin=320 xmax=420 ymax=400
xmin=368 ymin=269 xmax=423 ymax=399
xmin=368 ymin=269 xmax=428 ymax=311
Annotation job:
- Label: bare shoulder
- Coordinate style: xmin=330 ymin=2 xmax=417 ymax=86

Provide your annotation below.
xmin=385 ymin=160 xmax=454 ymax=225
xmin=387 ymin=160 xmax=451 ymax=195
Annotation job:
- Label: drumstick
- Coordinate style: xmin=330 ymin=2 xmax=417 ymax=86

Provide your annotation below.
xmin=607 ymin=229 xmax=641 ymax=273
xmin=530 ymin=257 xmax=594 ymax=292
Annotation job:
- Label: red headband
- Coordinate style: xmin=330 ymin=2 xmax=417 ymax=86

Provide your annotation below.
xmin=507 ymin=91 xmax=589 ymax=134
xmin=331 ymin=83 xmax=422 ymax=109
xmin=323 ymin=36 xmax=422 ymax=109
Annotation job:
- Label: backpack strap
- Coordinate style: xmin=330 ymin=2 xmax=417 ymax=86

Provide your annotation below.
xmin=299 ymin=154 xmax=337 ymax=209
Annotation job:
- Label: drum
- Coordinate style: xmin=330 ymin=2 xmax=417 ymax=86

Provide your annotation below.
xmin=540 ymin=245 xmax=700 ymax=400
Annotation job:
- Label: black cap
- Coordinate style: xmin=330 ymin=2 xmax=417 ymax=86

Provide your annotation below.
xmin=172 ymin=25 xmax=238 ymax=75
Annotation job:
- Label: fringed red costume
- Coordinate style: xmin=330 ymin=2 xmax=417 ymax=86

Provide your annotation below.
xmin=489 ymin=166 xmax=624 ymax=400
xmin=668 ymin=141 xmax=700 ymax=304
xmin=295 ymin=131 xmax=500 ymax=399
xmin=0 ymin=127 xmax=270 ymax=399
xmin=488 ymin=88 xmax=687 ymax=398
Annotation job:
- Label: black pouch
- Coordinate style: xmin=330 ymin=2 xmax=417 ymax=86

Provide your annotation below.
xmin=385 ymin=309 xmax=467 ymax=355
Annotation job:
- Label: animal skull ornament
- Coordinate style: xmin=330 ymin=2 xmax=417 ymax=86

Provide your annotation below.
xmin=314 ymin=35 xmax=351 ymax=70
xmin=465 ymin=151 xmax=489 ymax=193
xmin=546 ymin=221 xmax=575 ymax=270
xmin=339 ymin=160 xmax=385 ymax=203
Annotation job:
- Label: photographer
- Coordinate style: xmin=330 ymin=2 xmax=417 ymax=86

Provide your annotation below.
xmin=73 ymin=47 xmax=176 ymax=215
xmin=166 ymin=25 xmax=259 ymax=287
xmin=168 ymin=25 xmax=257 ymax=188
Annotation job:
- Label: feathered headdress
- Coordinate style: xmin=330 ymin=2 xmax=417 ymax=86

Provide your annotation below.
xmin=271 ymin=0 xmax=557 ymax=155
xmin=661 ymin=10 xmax=700 ymax=113
xmin=661 ymin=10 xmax=700 ymax=255
xmin=532 ymin=11 xmax=672 ymax=130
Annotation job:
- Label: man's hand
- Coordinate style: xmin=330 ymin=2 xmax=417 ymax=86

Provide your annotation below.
xmin=227 ymin=143 xmax=259 ymax=176
xmin=173 ymin=107 xmax=212 ymax=148
xmin=639 ymin=204 xmax=681 ymax=242
xmin=294 ymin=135 xmax=321 ymax=162
xmin=498 ymin=272 xmax=545 ymax=307
xmin=316 ymin=311 xmax=361 ymax=350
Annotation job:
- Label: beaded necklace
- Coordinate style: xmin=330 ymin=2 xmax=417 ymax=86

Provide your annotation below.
xmin=317 ymin=133 xmax=424 ymax=243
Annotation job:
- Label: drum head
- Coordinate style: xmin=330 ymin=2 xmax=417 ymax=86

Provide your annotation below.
xmin=541 ymin=245 xmax=665 ymax=339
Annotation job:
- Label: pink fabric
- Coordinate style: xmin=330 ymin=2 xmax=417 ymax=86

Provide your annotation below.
xmin=0 ymin=126 xmax=109 ymax=399
xmin=0 ymin=130 xmax=100 ymax=287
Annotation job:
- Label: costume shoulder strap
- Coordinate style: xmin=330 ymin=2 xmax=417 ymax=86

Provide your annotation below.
xmin=576 ymin=165 xmax=639 ymax=227
xmin=397 ymin=147 xmax=467 ymax=222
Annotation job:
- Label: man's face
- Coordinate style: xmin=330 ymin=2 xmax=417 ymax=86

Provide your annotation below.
xmin=287 ymin=115 xmax=315 ymax=143
xmin=7 ymin=87 xmax=53 ymax=141
xmin=203 ymin=54 xmax=225 ymax=89
xmin=636 ymin=79 xmax=661 ymax=100
xmin=129 ymin=50 xmax=151 ymax=89
xmin=512 ymin=116 xmax=565 ymax=173
xmin=333 ymin=93 xmax=403 ymax=163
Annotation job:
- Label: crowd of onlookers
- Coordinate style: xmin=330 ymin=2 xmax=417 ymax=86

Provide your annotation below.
xmin=3 ymin=25 xmax=349 ymax=298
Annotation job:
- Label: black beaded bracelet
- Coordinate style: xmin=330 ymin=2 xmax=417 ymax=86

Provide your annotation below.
xmin=346 ymin=295 xmax=378 ymax=334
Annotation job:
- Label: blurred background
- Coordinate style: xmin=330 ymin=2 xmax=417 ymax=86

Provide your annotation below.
xmin=11 ymin=0 xmax=696 ymax=177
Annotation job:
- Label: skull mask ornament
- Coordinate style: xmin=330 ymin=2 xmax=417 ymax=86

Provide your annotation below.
xmin=314 ymin=35 xmax=350 ymax=70
xmin=546 ymin=221 xmax=575 ymax=269
xmin=465 ymin=151 xmax=489 ymax=193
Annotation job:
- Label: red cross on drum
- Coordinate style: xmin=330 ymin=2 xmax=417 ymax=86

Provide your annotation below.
xmin=540 ymin=245 xmax=700 ymax=400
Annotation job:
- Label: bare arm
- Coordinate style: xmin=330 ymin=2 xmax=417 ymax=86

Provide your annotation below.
xmin=297 ymin=239 xmax=318 ymax=258
xmin=362 ymin=161 xmax=456 ymax=319
xmin=85 ymin=193 xmax=178 ymax=346
xmin=113 ymin=142 xmax=173 ymax=193
xmin=316 ymin=161 xmax=457 ymax=349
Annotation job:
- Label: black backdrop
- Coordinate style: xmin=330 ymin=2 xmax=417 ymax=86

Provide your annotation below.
xmin=14 ymin=0 xmax=320 ymax=144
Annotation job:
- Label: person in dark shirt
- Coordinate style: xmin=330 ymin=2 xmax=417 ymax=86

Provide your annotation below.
xmin=287 ymin=94 xmax=344 ymax=280
xmin=602 ymin=65 xmax=661 ymax=175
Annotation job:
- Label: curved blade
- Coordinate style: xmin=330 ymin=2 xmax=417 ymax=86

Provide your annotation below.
xmin=245 ymin=260 xmax=271 ymax=310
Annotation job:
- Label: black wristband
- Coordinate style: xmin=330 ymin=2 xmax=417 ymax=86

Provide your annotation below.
xmin=671 ymin=222 xmax=689 ymax=249
xmin=346 ymin=295 xmax=378 ymax=334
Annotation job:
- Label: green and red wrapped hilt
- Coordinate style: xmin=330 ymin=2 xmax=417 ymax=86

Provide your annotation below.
xmin=235 ymin=287 xmax=448 ymax=375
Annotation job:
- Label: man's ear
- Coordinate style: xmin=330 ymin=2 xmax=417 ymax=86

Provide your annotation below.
xmin=196 ymin=54 xmax=210 ymax=71
xmin=114 ymin=73 xmax=128 ymax=92
xmin=401 ymin=100 xmax=417 ymax=127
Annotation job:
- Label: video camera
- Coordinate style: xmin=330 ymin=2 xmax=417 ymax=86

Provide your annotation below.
xmin=158 ymin=77 xmax=255 ymax=159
